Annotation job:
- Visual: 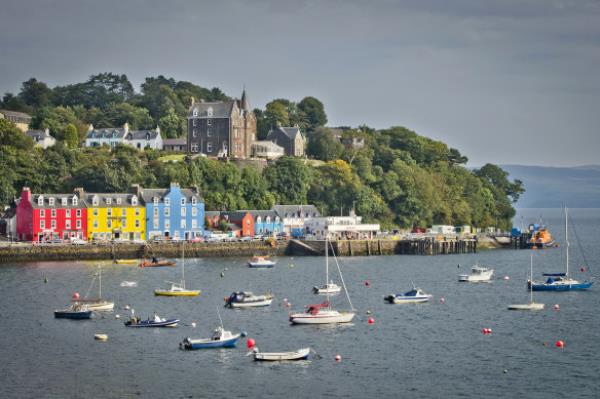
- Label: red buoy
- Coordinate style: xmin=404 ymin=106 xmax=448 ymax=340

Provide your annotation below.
xmin=365 ymin=281 xmax=370 ymax=287
xmin=72 ymin=292 xmax=80 ymax=300
xmin=247 ymin=338 xmax=255 ymax=349
xmin=555 ymin=340 xmax=564 ymax=348
xmin=580 ymin=267 xmax=586 ymax=272
xmin=482 ymin=328 xmax=492 ymax=335
xmin=368 ymin=317 xmax=375 ymax=324
xmin=335 ymin=354 xmax=342 ymax=362
xmin=554 ymin=304 xmax=560 ymax=311
xmin=439 ymin=297 xmax=445 ymax=304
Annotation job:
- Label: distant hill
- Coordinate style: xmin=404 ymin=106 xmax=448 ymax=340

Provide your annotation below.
xmin=501 ymin=165 xmax=600 ymax=208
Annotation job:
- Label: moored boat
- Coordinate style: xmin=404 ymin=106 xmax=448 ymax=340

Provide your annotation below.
xmin=508 ymin=254 xmax=545 ymax=311
xmin=251 ymin=347 xmax=310 ymax=361
xmin=154 ymin=244 xmax=200 ymax=296
xmin=54 ymin=303 xmax=92 ymax=319
xmin=526 ymin=227 xmax=555 ymax=249
xmin=124 ymin=314 xmax=179 ymax=327
xmin=385 ymin=287 xmax=433 ymax=304
xmin=73 ymin=266 xmax=114 ymax=311
xmin=248 ymin=256 xmax=276 ymax=268
xmin=139 ymin=258 xmax=176 ymax=268
xmin=180 ymin=327 xmax=241 ymax=349
xmin=458 ymin=265 xmax=494 ymax=282
xmin=113 ymin=259 xmax=138 ymax=265
xmin=313 ymin=282 xmax=341 ymax=295
xmin=224 ymin=291 xmax=273 ymax=308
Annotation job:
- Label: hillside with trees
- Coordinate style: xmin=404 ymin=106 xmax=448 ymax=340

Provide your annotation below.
xmin=1 ymin=73 xmax=523 ymax=230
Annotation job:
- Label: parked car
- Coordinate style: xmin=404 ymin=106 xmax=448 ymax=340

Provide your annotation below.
xmin=239 ymin=236 xmax=252 ymax=242
xmin=188 ymin=236 xmax=203 ymax=243
xmin=70 ymin=238 xmax=87 ymax=245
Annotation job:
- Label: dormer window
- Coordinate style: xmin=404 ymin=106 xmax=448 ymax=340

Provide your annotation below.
xmin=266 ymin=216 xmax=271 ymax=224
xmin=256 ymin=216 xmax=262 ymax=224
xmin=181 ymin=198 xmax=186 ymax=205
xmin=37 ymin=196 xmax=44 ymax=206
xmin=153 ymin=197 xmax=159 ymax=205
xmin=116 ymin=197 xmax=122 ymax=205
xmin=131 ymin=196 xmax=138 ymax=206
xmin=193 ymin=108 xmax=198 ymax=117
xmin=207 ymin=107 xmax=213 ymax=117
xmin=191 ymin=197 xmax=197 ymax=206
xmin=106 ymin=198 xmax=112 ymax=205
xmin=72 ymin=196 xmax=78 ymax=206
xmin=165 ymin=198 xmax=170 ymax=206
xmin=61 ymin=197 xmax=67 ymax=206
xmin=92 ymin=196 xmax=99 ymax=206
xmin=48 ymin=198 xmax=55 ymax=206
xmin=146 ymin=132 xmax=150 ymax=141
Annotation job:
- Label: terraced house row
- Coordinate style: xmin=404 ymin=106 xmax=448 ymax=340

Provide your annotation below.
xmin=15 ymin=183 xmax=205 ymax=242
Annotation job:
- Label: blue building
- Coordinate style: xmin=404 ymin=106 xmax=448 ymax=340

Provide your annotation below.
xmin=246 ymin=210 xmax=284 ymax=236
xmin=136 ymin=183 xmax=205 ymax=240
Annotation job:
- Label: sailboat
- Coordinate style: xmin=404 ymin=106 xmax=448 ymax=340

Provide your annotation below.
xmin=73 ymin=266 xmax=114 ymax=311
xmin=154 ymin=243 xmax=201 ymax=296
xmin=313 ymin=240 xmax=341 ymax=294
xmin=509 ymin=254 xmax=544 ymax=310
xmin=529 ymin=207 xmax=593 ymax=291
xmin=289 ymin=238 xmax=355 ymax=324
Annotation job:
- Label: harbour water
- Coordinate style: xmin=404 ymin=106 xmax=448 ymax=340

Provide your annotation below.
xmin=0 ymin=209 xmax=599 ymax=398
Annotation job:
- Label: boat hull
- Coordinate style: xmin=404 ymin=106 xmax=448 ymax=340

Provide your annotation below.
xmin=508 ymin=303 xmax=545 ymax=310
xmin=529 ymin=281 xmax=593 ymax=291
xmin=54 ymin=310 xmax=92 ymax=319
xmin=125 ymin=319 xmax=179 ymax=327
xmin=248 ymin=262 xmax=275 ymax=268
xmin=385 ymin=295 xmax=432 ymax=304
xmin=81 ymin=301 xmax=114 ymax=311
xmin=253 ymin=348 xmax=310 ymax=361
xmin=289 ymin=311 xmax=355 ymax=324
xmin=139 ymin=261 xmax=176 ymax=268
xmin=227 ymin=299 xmax=273 ymax=308
xmin=181 ymin=335 xmax=241 ymax=349
xmin=154 ymin=290 xmax=200 ymax=297
xmin=114 ymin=259 xmax=138 ymax=265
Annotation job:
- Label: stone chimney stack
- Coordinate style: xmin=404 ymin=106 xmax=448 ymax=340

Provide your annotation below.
xmin=123 ymin=122 xmax=130 ymax=134
xmin=130 ymin=184 xmax=142 ymax=197
xmin=73 ymin=187 xmax=85 ymax=200
xmin=21 ymin=187 xmax=31 ymax=203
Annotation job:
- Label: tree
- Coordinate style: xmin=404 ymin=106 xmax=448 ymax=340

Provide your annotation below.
xmin=1 ymin=93 xmax=30 ymax=113
xmin=18 ymin=78 xmax=53 ymax=109
xmin=102 ymin=102 xmax=154 ymax=130
xmin=264 ymin=100 xmax=291 ymax=128
xmin=264 ymin=157 xmax=312 ymax=204
xmin=63 ymin=123 xmax=79 ymax=148
xmin=0 ymin=119 xmax=34 ymax=150
xmin=297 ymin=96 xmax=327 ymax=131
xmin=306 ymin=127 xmax=343 ymax=161
xmin=30 ymin=106 xmax=80 ymax=140
xmin=475 ymin=163 xmax=525 ymax=203
xmin=158 ymin=109 xmax=183 ymax=138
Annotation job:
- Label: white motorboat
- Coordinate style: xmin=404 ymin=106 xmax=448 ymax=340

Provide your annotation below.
xmin=248 ymin=256 xmax=276 ymax=268
xmin=458 ymin=265 xmax=494 ymax=282
xmin=120 ymin=281 xmax=138 ymax=287
xmin=225 ymin=291 xmax=273 ymax=308
xmin=313 ymin=282 xmax=341 ymax=295
xmin=385 ymin=287 xmax=433 ymax=304
xmin=289 ymin=238 xmax=355 ymax=324
xmin=251 ymin=347 xmax=310 ymax=361
xmin=75 ymin=266 xmax=115 ymax=311
xmin=508 ymin=254 xmax=545 ymax=311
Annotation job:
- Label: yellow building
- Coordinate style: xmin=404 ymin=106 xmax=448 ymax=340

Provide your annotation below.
xmin=75 ymin=189 xmax=145 ymax=241
xmin=0 ymin=109 xmax=32 ymax=132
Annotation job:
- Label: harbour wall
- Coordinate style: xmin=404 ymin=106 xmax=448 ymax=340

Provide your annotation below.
xmin=0 ymin=238 xmax=478 ymax=264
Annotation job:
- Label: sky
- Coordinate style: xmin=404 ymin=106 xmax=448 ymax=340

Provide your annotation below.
xmin=1 ymin=0 xmax=599 ymax=166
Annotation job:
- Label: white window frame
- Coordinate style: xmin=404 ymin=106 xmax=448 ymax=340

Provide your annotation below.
xmin=207 ymin=107 xmax=213 ymax=117
xmin=181 ymin=198 xmax=186 ymax=205
xmin=165 ymin=207 xmax=170 ymax=217
xmin=40 ymin=209 xmax=45 ymax=218
xmin=192 ymin=207 xmax=197 ymax=217
xmin=49 ymin=198 xmax=55 ymax=206
xmin=181 ymin=219 xmax=186 ymax=229
xmin=135 ymin=220 xmax=140 ymax=228
xmin=40 ymin=220 xmax=45 ymax=229
xmin=37 ymin=196 xmax=44 ymax=206
xmin=153 ymin=197 xmax=159 ymax=205
xmin=65 ymin=220 xmax=71 ymax=229
xmin=76 ymin=220 xmax=81 ymax=229
xmin=165 ymin=198 xmax=170 ymax=206
xmin=116 ymin=197 xmax=122 ymax=205
xmin=51 ymin=209 xmax=56 ymax=218
xmin=181 ymin=207 xmax=186 ymax=216
xmin=132 ymin=196 xmax=138 ymax=206
xmin=192 ymin=219 xmax=197 ymax=228
xmin=76 ymin=209 xmax=81 ymax=217
xmin=51 ymin=220 xmax=56 ymax=229
xmin=106 ymin=198 xmax=112 ymax=205
xmin=207 ymin=142 xmax=213 ymax=152
xmin=164 ymin=220 xmax=170 ymax=230
xmin=66 ymin=209 xmax=71 ymax=218
xmin=72 ymin=196 xmax=78 ymax=206
xmin=61 ymin=197 xmax=67 ymax=206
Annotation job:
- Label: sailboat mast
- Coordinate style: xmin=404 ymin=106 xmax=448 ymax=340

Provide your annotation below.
xmin=325 ymin=237 xmax=330 ymax=307
xmin=530 ymin=253 xmax=533 ymax=303
xmin=565 ymin=207 xmax=569 ymax=278
xmin=98 ymin=266 xmax=102 ymax=299
xmin=182 ymin=242 xmax=185 ymax=287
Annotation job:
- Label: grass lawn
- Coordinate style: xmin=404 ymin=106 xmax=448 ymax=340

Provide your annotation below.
xmin=158 ymin=154 xmax=186 ymax=162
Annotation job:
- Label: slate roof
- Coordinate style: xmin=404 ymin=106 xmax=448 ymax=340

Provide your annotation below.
xmin=125 ymin=130 xmax=160 ymax=140
xmin=31 ymin=193 xmax=86 ymax=209
xmin=163 ymin=137 xmax=187 ymax=146
xmin=86 ymin=127 xmax=126 ymax=139
xmin=273 ymin=205 xmax=320 ymax=219
xmin=0 ymin=109 xmax=32 ymax=120
xmin=268 ymin=126 xmax=302 ymax=141
xmin=188 ymin=101 xmax=236 ymax=118
xmin=26 ymin=129 xmax=53 ymax=142
xmin=81 ymin=193 xmax=140 ymax=207
xmin=224 ymin=211 xmax=252 ymax=223
xmin=204 ymin=211 xmax=222 ymax=218
xmin=241 ymin=210 xmax=279 ymax=220
xmin=138 ymin=187 xmax=203 ymax=203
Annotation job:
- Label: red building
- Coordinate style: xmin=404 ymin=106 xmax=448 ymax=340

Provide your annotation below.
xmin=225 ymin=211 xmax=254 ymax=237
xmin=16 ymin=187 xmax=87 ymax=242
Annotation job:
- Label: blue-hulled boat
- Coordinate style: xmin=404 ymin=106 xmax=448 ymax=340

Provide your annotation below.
xmin=529 ymin=207 xmax=593 ymax=292
xmin=54 ymin=303 xmax=92 ymax=319
xmin=180 ymin=327 xmax=241 ymax=350
xmin=124 ymin=314 xmax=179 ymax=327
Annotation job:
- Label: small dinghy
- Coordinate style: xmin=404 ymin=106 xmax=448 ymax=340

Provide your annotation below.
xmin=458 ymin=265 xmax=494 ymax=282
xmin=94 ymin=334 xmax=108 ymax=341
xmin=224 ymin=291 xmax=273 ymax=308
xmin=120 ymin=281 xmax=138 ymax=287
xmin=124 ymin=314 xmax=179 ymax=327
xmin=248 ymin=256 xmax=276 ymax=268
xmin=385 ymin=286 xmax=432 ymax=304
xmin=114 ymin=259 xmax=138 ymax=265
xmin=139 ymin=258 xmax=176 ymax=268
xmin=180 ymin=327 xmax=241 ymax=350
xmin=250 ymin=347 xmax=310 ymax=361
xmin=54 ymin=303 xmax=92 ymax=319
xmin=313 ymin=281 xmax=341 ymax=295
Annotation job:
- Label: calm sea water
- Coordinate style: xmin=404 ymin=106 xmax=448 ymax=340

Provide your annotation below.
xmin=1 ymin=209 xmax=599 ymax=399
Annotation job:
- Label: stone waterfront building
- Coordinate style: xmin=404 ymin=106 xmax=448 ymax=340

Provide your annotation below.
xmin=267 ymin=125 xmax=305 ymax=157
xmin=187 ymin=90 xmax=256 ymax=158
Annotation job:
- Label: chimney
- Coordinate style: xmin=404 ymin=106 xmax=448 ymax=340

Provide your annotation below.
xmin=130 ymin=184 xmax=142 ymax=197
xmin=88 ymin=124 xmax=94 ymax=132
xmin=73 ymin=187 xmax=85 ymax=200
xmin=44 ymin=128 xmax=50 ymax=137
xmin=123 ymin=122 xmax=129 ymax=134
xmin=155 ymin=125 xmax=160 ymax=134
xmin=190 ymin=96 xmax=195 ymax=106
xmin=21 ymin=187 xmax=31 ymax=203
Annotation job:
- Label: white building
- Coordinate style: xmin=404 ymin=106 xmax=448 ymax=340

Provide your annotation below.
xmin=431 ymin=225 xmax=456 ymax=235
xmin=26 ymin=128 xmax=56 ymax=149
xmin=304 ymin=211 xmax=380 ymax=240
xmin=273 ymin=205 xmax=321 ymax=237
xmin=85 ymin=123 xmax=163 ymax=150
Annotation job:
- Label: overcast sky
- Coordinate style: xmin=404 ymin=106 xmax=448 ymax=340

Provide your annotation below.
xmin=1 ymin=0 xmax=599 ymax=166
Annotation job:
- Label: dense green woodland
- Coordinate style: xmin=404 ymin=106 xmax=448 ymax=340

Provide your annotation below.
xmin=0 ymin=73 xmax=523 ymax=230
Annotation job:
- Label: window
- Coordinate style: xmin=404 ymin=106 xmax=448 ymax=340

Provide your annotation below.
xmin=207 ymin=128 xmax=211 ymax=137
xmin=106 ymin=198 xmax=112 ymax=205
xmin=40 ymin=220 xmax=45 ymax=229
xmin=93 ymin=220 xmax=98 ymax=229
xmin=153 ymin=207 xmax=159 ymax=217
xmin=107 ymin=209 xmax=112 ymax=217
xmin=192 ymin=129 xmax=197 ymax=137
xmin=93 ymin=208 xmax=98 ymax=216
xmin=207 ymin=142 xmax=213 ymax=152
xmin=181 ymin=198 xmax=186 ymax=205
xmin=135 ymin=208 xmax=140 ymax=216
xmin=61 ymin=197 xmax=67 ymax=206
xmin=116 ymin=197 xmax=122 ymax=205
xmin=66 ymin=209 xmax=71 ymax=218
xmin=192 ymin=219 xmax=197 ymax=228
xmin=40 ymin=209 xmax=45 ymax=218
xmin=121 ymin=208 xmax=126 ymax=216
xmin=72 ymin=196 xmax=78 ymax=206
xmin=234 ymin=128 xmax=238 ymax=138
xmin=76 ymin=209 xmax=81 ymax=217
xmin=132 ymin=196 xmax=138 ymax=206
xmin=51 ymin=209 xmax=56 ymax=218
xmin=165 ymin=198 xmax=170 ymax=206
xmin=207 ymin=107 xmax=213 ymax=117
xmin=256 ymin=216 xmax=262 ymax=224
xmin=76 ymin=220 xmax=81 ymax=229
xmin=51 ymin=220 xmax=56 ymax=229
xmin=181 ymin=207 xmax=186 ymax=216
xmin=153 ymin=218 xmax=159 ymax=229
xmin=48 ymin=198 xmax=55 ymax=206
xmin=164 ymin=220 xmax=170 ymax=229
xmin=193 ymin=109 xmax=198 ymax=117
xmin=181 ymin=219 xmax=186 ymax=229
xmin=191 ymin=197 xmax=197 ymax=206
xmin=165 ymin=207 xmax=170 ymax=217
xmin=153 ymin=197 xmax=159 ymax=205
xmin=192 ymin=207 xmax=197 ymax=216
xmin=37 ymin=196 xmax=44 ymax=206
xmin=207 ymin=119 xmax=212 ymax=126
xmin=66 ymin=220 xmax=71 ymax=229
xmin=92 ymin=196 xmax=99 ymax=206
xmin=107 ymin=220 xmax=112 ymax=229
xmin=191 ymin=143 xmax=199 ymax=152
xmin=121 ymin=218 xmax=126 ymax=227
xmin=193 ymin=119 xmax=197 ymax=127
xmin=135 ymin=220 xmax=140 ymax=228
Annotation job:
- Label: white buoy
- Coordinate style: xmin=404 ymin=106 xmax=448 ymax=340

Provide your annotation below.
xmin=94 ymin=334 xmax=108 ymax=341
xmin=115 ymin=314 xmax=120 ymax=319
xmin=191 ymin=322 xmax=197 ymax=328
